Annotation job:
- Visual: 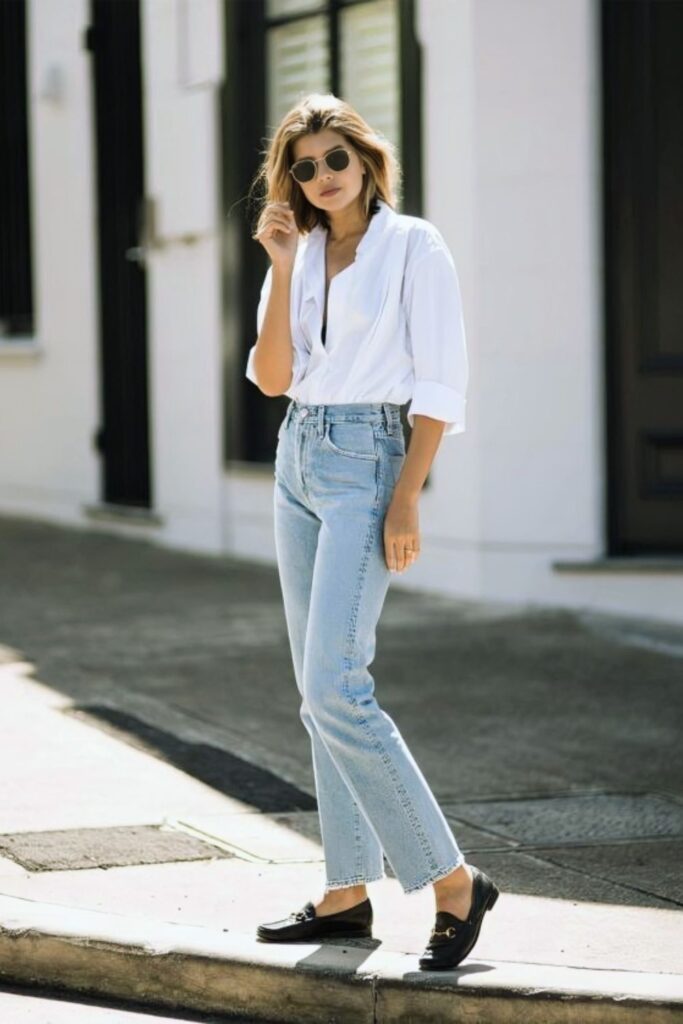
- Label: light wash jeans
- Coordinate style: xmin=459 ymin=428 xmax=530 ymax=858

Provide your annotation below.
xmin=273 ymin=399 xmax=465 ymax=894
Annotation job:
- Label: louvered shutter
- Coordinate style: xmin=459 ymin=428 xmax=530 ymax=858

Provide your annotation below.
xmin=340 ymin=0 xmax=400 ymax=154
xmin=266 ymin=6 xmax=330 ymax=127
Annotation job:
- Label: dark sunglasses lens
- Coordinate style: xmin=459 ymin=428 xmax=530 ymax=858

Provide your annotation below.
xmin=292 ymin=160 xmax=315 ymax=183
xmin=326 ymin=149 xmax=350 ymax=172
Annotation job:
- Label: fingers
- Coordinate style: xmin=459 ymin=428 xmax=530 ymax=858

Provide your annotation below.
xmin=255 ymin=216 xmax=291 ymax=240
xmin=385 ymin=537 xmax=420 ymax=573
xmin=255 ymin=203 xmax=296 ymax=241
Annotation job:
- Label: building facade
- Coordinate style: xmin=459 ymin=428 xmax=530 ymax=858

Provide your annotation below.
xmin=1 ymin=0 xmax=681 ymax=624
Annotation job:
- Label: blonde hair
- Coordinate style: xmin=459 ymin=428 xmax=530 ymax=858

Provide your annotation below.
xmin=250 ymin=93 xmax=401 ymax=238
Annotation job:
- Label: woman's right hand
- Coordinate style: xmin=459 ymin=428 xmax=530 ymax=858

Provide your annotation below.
xmin=253 ymin=201 xmax=298 ymax=270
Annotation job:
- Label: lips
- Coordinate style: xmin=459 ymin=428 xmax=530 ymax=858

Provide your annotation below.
xmin=320 ymin=187 xmax=340 ymax=197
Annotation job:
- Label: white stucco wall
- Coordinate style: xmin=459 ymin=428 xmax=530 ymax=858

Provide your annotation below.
xmin=468 ymin=0 xmax=606 ymax=598
xmin=413 ymin=0 xmax=605 ymax=600
xmin=141 ymin=0 xmax=225 ymax=553
xmin=0 ymin=0 xmax=100 ymax=524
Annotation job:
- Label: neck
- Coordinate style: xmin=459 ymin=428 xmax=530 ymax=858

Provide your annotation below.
xmin=326 ymin=199 xmax=371 ymax=243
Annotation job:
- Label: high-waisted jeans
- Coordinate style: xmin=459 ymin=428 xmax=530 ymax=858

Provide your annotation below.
xmin=273 ymin=399 xmax=465 ymax=894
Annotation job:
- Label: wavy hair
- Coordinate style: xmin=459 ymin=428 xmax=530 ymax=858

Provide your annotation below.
xmin=249 ymin=92 xmax=401 ymax=238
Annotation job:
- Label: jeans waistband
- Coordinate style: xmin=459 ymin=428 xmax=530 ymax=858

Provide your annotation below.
xmin=285 ymin=400 xmax=402 ymax=432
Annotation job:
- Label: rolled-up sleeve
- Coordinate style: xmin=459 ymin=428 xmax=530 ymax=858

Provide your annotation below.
xmin=403 ymin=245 xmax=469 ymax=436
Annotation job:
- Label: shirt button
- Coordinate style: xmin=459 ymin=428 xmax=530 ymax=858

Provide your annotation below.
xmin=300 ymin=408 xmax=309 ymax=417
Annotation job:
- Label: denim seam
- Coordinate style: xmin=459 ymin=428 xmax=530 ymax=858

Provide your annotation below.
xmin=374 ymin=429 xmax=404 ymax=487
xmin=346 ymin=701 xmax=443 ymax=885
xmin=340 ymin=485 xmax=442 ymax=888
xmin=352 ymin=800 xmax=364 ymax=879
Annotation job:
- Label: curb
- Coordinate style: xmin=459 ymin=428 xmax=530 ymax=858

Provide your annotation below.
xmin=1 ymin=893 xmax=682 ymax=1023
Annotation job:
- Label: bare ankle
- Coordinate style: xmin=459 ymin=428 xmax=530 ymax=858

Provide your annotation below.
xmin=433 ymin=863 xmax=471 ymax=895
xmin=318 ymin=884 xmax=368 ymax=910
xmin=325 ymin=883 xmax=367 ymax=899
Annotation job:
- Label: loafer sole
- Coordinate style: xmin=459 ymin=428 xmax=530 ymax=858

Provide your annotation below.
xmin=257 ymin=924 xmax=372 ymax=943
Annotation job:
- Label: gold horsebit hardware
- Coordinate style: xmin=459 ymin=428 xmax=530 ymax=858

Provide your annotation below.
xmin=431 ymin=924 xmax=459 ymax=939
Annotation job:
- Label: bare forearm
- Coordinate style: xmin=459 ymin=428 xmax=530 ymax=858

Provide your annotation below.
xmin=393 ymin=415 xmax=447 ymax=503
xmin=252 ymin=265 xmax=295 ymax=396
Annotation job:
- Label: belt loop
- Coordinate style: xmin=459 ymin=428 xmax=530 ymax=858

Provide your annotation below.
xmin=284 ymin=400 xmax=294 ymax=428
xmin=318 ymin=404 xmax=325 ymax=437
xmin=381 ymin=402 xmax=390 ymax=432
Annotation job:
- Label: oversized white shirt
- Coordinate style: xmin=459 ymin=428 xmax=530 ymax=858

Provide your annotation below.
xmin=245 ymin=197 xmax=469 ymax=436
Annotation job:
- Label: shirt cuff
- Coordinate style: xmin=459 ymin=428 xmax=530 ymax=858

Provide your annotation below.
xmin=407 ymin=380 xmax=466 ymax=436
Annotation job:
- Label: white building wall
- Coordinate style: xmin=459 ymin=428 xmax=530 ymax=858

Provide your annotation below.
xmin=0 ymin=0 xmax=100 ymax=524
xmin=141 ymin=0 xmax=225 ymax=554
xmin=471 ymin=0 xmax=606 ymax=594
xmin=415 ymin=0 xmax=602 ymax=600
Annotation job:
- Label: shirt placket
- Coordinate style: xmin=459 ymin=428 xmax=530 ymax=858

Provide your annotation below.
xmin=323 ymin=269 xmax=352 ymax=357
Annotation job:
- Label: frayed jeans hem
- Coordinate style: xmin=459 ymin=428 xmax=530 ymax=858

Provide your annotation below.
xmin=402 ymin=854 xmax=466 ymax=895
xmin=325 ymin=872 xmax=386 ymax=890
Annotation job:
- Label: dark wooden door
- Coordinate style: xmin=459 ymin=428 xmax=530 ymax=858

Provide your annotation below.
xmin=87 ymin=0 xmax=151 ymax=508
xmin=602 ymin=0 xmax=683 ymax=554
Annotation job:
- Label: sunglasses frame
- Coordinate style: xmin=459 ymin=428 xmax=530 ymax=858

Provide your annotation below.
xmin=289 ymin=146 xmax=352 ymax=184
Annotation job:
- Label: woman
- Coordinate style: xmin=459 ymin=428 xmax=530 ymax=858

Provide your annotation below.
xmin=245 ymin=93 xmax=499 ymax=971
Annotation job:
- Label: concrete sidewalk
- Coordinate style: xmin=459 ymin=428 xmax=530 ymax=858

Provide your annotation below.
xmin=0 ymin=514 xmax=682 ymax=1022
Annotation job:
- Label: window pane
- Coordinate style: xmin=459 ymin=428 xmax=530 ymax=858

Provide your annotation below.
xmin=340 ymin=0 xmax=400 ymax=153
xmin=266 ymin=0 xmax=323 ymax=17
xmin=267 ymin=16 xmax=330 ymax=127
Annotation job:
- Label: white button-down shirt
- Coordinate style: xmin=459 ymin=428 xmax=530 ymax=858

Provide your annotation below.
xmin=245 ymin=198 xmax=469 ymax=436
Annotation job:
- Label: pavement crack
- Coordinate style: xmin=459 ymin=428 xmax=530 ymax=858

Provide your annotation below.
xmin=522 ymin=848 xmax=683 ymax=908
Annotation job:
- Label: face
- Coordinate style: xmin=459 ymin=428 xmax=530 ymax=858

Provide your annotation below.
xmin=290 ymin=128 xmax=366 ymax=211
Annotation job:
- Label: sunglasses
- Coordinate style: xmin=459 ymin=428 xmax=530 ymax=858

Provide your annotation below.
xmin=289 ymin=146 xmax=351 ymax=184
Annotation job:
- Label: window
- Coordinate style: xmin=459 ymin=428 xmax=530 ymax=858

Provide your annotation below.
xmin=0 ymin=0 xmax=34 ymax=338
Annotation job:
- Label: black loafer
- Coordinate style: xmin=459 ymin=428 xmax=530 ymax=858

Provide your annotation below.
xmin=256 ymin=897 xmax=373 ymax=943
xmin=418 ymin=865 xmax=499 ymax=970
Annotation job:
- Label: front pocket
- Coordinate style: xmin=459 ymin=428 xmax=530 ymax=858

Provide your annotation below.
xmin=323 ymin=421 xmax=378 ymax=461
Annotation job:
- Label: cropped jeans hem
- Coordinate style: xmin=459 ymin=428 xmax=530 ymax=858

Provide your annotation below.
xmin=325 ymin=871 xmax=386 ymax=891
xmin=402 ymin=854 xmax=467 ymax=895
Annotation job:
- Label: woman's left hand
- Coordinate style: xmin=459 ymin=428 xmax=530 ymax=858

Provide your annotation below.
xmin=383 ymin=495 xmax=420 ymax=572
